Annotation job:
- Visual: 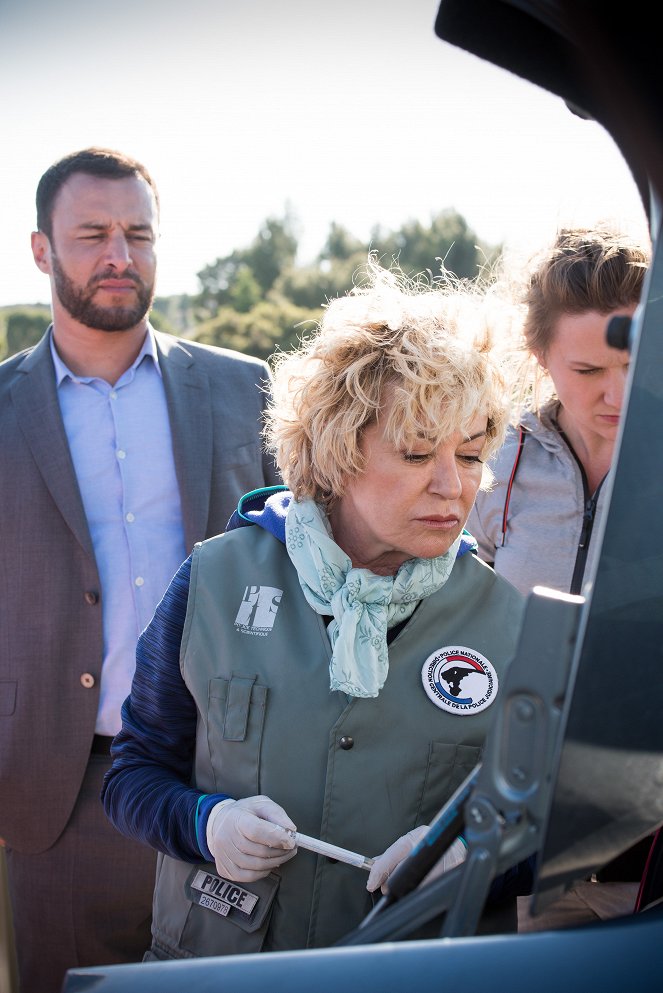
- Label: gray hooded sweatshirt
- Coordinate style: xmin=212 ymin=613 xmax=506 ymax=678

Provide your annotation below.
xmin=467 ymin=400 xmax=608 ymax=597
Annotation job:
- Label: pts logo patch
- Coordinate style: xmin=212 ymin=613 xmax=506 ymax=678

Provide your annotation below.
xmin=234 ymin=585 xmax=283 ymax=636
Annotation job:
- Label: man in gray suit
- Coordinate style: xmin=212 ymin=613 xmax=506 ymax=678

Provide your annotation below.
xmin=0 ymin=147 xmax=281 ymax=993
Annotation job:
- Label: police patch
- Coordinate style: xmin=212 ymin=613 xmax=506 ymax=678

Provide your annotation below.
xmin=421 ymin=645 xmax=498 ymax=714
xmin=190 ymin=870 xmax=259 ymax=918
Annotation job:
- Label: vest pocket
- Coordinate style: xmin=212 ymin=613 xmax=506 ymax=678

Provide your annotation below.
xmin=181 ymin=867 xmax=280 ymax=955
xmin=144 ymin=942 xmax=183 ymax=962
xmin=417 ymin=741 xmax=482 ymax=824
xmin=207 ymin=675 xmax=268 ymax=796
xmin=151 ymin=857 xmax=280 ymax=958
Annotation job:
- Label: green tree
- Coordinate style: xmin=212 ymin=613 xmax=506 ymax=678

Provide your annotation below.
xmin=319 ymin=222 xmax=365 ymax=262
xmin=196 ymin=249 xmax=245 ymax=315
xmin=370 ymin=209 xmax=498 ymax=281
xmin=1 ymin=307 xmax=51 ymax=359
xmin=196 ymin=213 xmax=298 ymax=317
xmin=229 ymin=267 xmax=263 ymax=313
xmin=274 ymin=253 xmax=366 ymax=311
xmin=151 ymin=294 xmax=194 ymax=335
xmin=147 ymin=307 xmax=177 ymax=335
xmin=247 ymin=216 xmax=298 ymax=293
xmin=188 ymin=208 xmax=501 ymax=362
xmin=191 ymin=295 xmax=321 ymax=363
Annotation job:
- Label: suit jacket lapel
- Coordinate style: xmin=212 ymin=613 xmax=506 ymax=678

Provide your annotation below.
xmin=156 ymin=331 xmax=213 ymax=553
xmin=12 ymin=331 xmax=95 ymax=559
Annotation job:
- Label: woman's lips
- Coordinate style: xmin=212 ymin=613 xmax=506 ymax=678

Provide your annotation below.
xmin=417 ymin=515 xmax=459 ymax=528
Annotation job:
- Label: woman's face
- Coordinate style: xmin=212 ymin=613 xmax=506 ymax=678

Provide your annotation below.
xmin=329 ymin=400 xmax=488 ymax=576
xmin=540 ymin=306 xmax=636 ymax=445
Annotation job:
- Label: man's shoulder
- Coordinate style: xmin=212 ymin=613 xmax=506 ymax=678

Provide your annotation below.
xmin=0 ymin=342 xmax=42 ymax=386
xmin=154 ymin=330 xmax=270 ymax=373
xmin=0 ymin=325 xmax=51 ymax=377
xmin=0 ymin=348 xmax=30 ymax=372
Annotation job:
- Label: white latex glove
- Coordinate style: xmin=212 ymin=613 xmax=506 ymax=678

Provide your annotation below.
xmin=367 ymin=826 xmax=467 ymax=894
xmin=206 ymin=795 xmax=297 ymax=882
xmin=421 ymin=836 xmax=467 ymax=886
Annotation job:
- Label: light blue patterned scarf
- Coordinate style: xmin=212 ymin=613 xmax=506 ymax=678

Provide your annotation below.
xmin=285 ymin=498 xmax=461 ymax=698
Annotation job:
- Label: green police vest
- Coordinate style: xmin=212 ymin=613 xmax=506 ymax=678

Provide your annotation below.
xmin=150 ymin=525 xmax=524 ymax=959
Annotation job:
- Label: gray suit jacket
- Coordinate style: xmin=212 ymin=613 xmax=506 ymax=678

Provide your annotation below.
xmin=0 ymin=327 xmax=281 ymax=853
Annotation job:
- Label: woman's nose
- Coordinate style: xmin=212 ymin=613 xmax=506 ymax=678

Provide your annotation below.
xmin=428 ymin=457 xmax=462 ymax=497
xmin=604 ymin=367 xmax=628 ymax=410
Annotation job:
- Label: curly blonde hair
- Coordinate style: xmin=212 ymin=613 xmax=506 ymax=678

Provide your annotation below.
xmin=264 ymin=258 xmax=513 ymax=506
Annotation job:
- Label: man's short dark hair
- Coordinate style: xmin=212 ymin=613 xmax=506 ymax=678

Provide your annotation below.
xmin=36 ymin=147 xmax=160 ymax=240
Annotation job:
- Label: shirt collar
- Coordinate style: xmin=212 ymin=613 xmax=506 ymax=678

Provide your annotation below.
xmin=50 ymin=323 xmax=162 ymax=386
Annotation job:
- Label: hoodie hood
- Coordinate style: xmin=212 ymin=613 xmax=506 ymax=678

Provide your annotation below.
xmin=520 ymin=400 xmax=569 ymax=457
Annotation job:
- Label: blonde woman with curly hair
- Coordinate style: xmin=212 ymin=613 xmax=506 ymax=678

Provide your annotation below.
xmin=102 ymin=259 xmax=526 ymax=959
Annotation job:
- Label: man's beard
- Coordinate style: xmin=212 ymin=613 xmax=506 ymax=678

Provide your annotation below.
xmin=51 ymin=253 xmax=155 ymax=332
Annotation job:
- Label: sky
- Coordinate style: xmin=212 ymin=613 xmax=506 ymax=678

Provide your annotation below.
xmin=0 ymin=0 xmax=651 ymax=309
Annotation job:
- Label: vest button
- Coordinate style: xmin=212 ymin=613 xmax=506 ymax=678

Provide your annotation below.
xmin=339 ymin=735 xmax=354 ymax=750
xmin=84 ymin=590 xmax=99 ymax=605
xmin=80 ymin=673 xmax=96 ymax=689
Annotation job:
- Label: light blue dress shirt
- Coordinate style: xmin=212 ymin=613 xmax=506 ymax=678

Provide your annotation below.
xmin=51 ymin=328 xmax=186 ymax=734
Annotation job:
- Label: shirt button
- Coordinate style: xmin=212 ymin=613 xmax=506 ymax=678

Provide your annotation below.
xmin=80 ymin=673 xmax=95 ymax=689
xmin=125 ymin=512 xmax=135 ymax=523
xmin=117 ymin=449 xmax=126 ymax=459
xmin=110 ymin=390 xmax=118 ymax=400
xmin=84 ymin=590 xmax=99 ymax=605
xmin=135 ymin=576 xmax=144 ymax=587
xmin=339 ymin=736 xmax=354 ymax=750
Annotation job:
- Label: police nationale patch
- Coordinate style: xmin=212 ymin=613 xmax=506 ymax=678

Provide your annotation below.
xmin=421 ymin=645 xmax=498 ymax=714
